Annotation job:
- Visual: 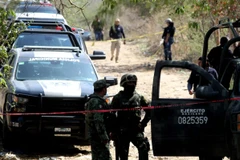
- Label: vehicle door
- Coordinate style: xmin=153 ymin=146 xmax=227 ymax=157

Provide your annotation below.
xmin=224 ymin=61 xmax=240 ymax=156
xmin=151 ymin=60 xmax=228 ymax=157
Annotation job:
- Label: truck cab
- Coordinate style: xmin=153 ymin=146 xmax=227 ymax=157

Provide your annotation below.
xmin=151 ymin=19 xmax=240 ymax=160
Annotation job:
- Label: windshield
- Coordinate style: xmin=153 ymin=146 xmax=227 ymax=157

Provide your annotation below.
xmin=15 ymin=57 xmax=98 ymax=82
xmin=15 ymin=5 xmax=58 ymax=14
xmin=13 ymin=33 xmax=74 ymax=48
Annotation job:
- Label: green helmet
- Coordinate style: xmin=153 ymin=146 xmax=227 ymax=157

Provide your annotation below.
xmin=120 ymin=74 xmax=137 ymax=87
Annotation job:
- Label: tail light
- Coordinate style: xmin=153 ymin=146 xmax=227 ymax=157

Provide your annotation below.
xmin=56 ymin=26 xmax=63 ymax=31
xmin=72 ymin=27 xmax=76 ymax=32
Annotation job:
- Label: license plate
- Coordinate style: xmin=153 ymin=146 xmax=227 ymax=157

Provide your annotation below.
xmin=54 ymin=128 xmax=71 ymax=132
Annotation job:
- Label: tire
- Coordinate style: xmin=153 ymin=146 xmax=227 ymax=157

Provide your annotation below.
xmin=2 ymin=116 xmax=14 ymax=149
xmin=230 ymin=145 xmax=240 ymax=160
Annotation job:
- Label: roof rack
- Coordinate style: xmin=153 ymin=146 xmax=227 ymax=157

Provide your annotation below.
xmin=22 ymin=46 xmax=80 ymax=52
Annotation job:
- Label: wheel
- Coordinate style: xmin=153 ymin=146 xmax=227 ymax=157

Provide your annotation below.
xmin=230 ymin=144 xmax=240 ymax=160
xmin=2 ymin=116 xmax=14 ymax=149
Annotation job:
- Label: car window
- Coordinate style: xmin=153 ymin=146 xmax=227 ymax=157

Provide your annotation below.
xmin=15 ymin=5 xmax=58 ymax=14
xmin=159 ymin=67 xmax=210 ymax=99
xmin=74 ymin=34 xmax=85 ymax=53
xmin=15 ymin=57 xmax=98 ymax=82
xmin=13 ymin=33 xmax=74 ymax=48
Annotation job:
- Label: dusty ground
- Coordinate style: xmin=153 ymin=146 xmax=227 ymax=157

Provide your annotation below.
xmin=0 ymin=40 xmax=229 ymax=160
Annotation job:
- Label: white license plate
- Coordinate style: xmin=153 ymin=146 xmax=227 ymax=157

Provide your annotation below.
xmin=54 ymin=128 xmax=71 ymax=132
xmin=54 ymin=134 xmax=71 ymax=137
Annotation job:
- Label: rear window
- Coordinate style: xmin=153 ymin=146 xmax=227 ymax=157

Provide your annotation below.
xmin=15 ymin=5 xmax=58 ymax=14
xmin=15 ymin=57 xmax=97 ymax=82
xmin=13 ymin=33 xmax=74 ymax=48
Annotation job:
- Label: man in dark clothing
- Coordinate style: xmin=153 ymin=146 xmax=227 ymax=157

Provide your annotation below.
xmin=111 ymin=74 xmax=151 ymax=160
xmin=85 ymin=79 xmax=114 ymax=160
xmin=187 ymin=57 xmax=202 ymax=95
xmin=91 ymin=15 xmax=104 ymax=41
xmin=162 ymin=18 xmax=175 ymax=61
xmin=207 ymin=36 xmax=233 ymax=72
xmin=109 ymin=18 xmax=126 ymax=63
xmin=233 ymin=43 xmax=240 ymax=58
xmin=188 ymin=57 xmax=218 ymax=96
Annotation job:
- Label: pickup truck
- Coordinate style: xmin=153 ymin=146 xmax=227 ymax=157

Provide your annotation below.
xmin=151 ymin=19 xmax=240 ymax=160
xmin=0 ymin=45 xmax=117 ymax=148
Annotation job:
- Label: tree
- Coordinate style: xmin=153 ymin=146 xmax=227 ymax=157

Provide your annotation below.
xmin=0 ymin=7 xmax=25 ymax=87
xmin=96 ymin=0 xmax=240 ymax=45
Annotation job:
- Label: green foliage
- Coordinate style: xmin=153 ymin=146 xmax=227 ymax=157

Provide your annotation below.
xmin=0 ymin=8 xmax=25 ymax=88
xmin=188 ymin=21 xmax=199 ymax=30
xmin=174 ymin=6 xmax=185 ymax=14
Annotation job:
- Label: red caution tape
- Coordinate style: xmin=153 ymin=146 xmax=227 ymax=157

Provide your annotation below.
xmin=2 ymin=97 xmax=239 ymax=116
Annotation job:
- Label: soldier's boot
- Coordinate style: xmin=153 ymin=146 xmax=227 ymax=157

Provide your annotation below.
xmin=138 ymin=137 xmax=150 ymax=160
xmin=139 ymin=149 xmax=149 ymax=160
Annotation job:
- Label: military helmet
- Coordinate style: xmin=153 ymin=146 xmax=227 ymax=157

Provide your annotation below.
xmin=120 ymin=74 xmax=137 ymax=87
xmin=93 ymin=79 xmax=110 ymax=90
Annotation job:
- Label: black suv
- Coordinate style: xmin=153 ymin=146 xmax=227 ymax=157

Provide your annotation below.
xmin=0 ymin=45 xmax=115 ymax=147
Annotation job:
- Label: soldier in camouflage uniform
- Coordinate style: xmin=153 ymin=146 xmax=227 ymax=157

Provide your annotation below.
xmin=85 ymin=79 xmax=112 ymax=160
xmin=111 ymin=74 xmax=151 ymax=160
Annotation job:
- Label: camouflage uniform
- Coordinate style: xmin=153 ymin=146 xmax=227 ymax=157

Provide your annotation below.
xmin=85 ymin=79 xmax=112 ymax=160
xmin=111 ymin=74 xmax=151 ymax=160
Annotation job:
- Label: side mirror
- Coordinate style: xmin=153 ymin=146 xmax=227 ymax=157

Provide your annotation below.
xmin=104 ymin=76 xmax=118 ymax=102
xmin=195 ymin=85 xmax=219 ymax=99
xmin=89 ymin=51 xmax=106 ymax=60
xmin=105 ymin=76 xmax=118 ymax=86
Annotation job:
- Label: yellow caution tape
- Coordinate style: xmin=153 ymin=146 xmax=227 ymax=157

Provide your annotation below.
xmin=91 ymin=25 xmax=188 ymax=44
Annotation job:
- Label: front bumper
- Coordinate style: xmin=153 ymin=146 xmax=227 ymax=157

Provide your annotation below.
xmin=7 ymin=114 xmax=87 ymax=141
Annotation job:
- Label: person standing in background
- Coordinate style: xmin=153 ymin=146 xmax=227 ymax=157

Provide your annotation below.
xmin=162 ymin=18 xmax=175 ymax=61
xmin=91 ymin=15 xmax=104 ymax=41
xmin=109 ymin=18 xmax=126 ymax=63
xmin=187 ymin=57 xmax=218 ymax=97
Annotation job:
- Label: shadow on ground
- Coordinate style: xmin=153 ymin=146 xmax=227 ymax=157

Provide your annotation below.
xmin=0 ymin=137 xmax=91 ymax=159
xmin=95 ymin=63 xmax=156 ymax=73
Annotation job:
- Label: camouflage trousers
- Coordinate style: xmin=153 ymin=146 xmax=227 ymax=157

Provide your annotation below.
xmin=91 ymin=139 xmax=112 ymax=160
xmin=116 ymin=130 xmax=150 ymax=160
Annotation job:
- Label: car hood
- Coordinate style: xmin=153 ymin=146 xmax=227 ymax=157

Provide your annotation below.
xmin=12 ymin=80 xmax=93 ymax=97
